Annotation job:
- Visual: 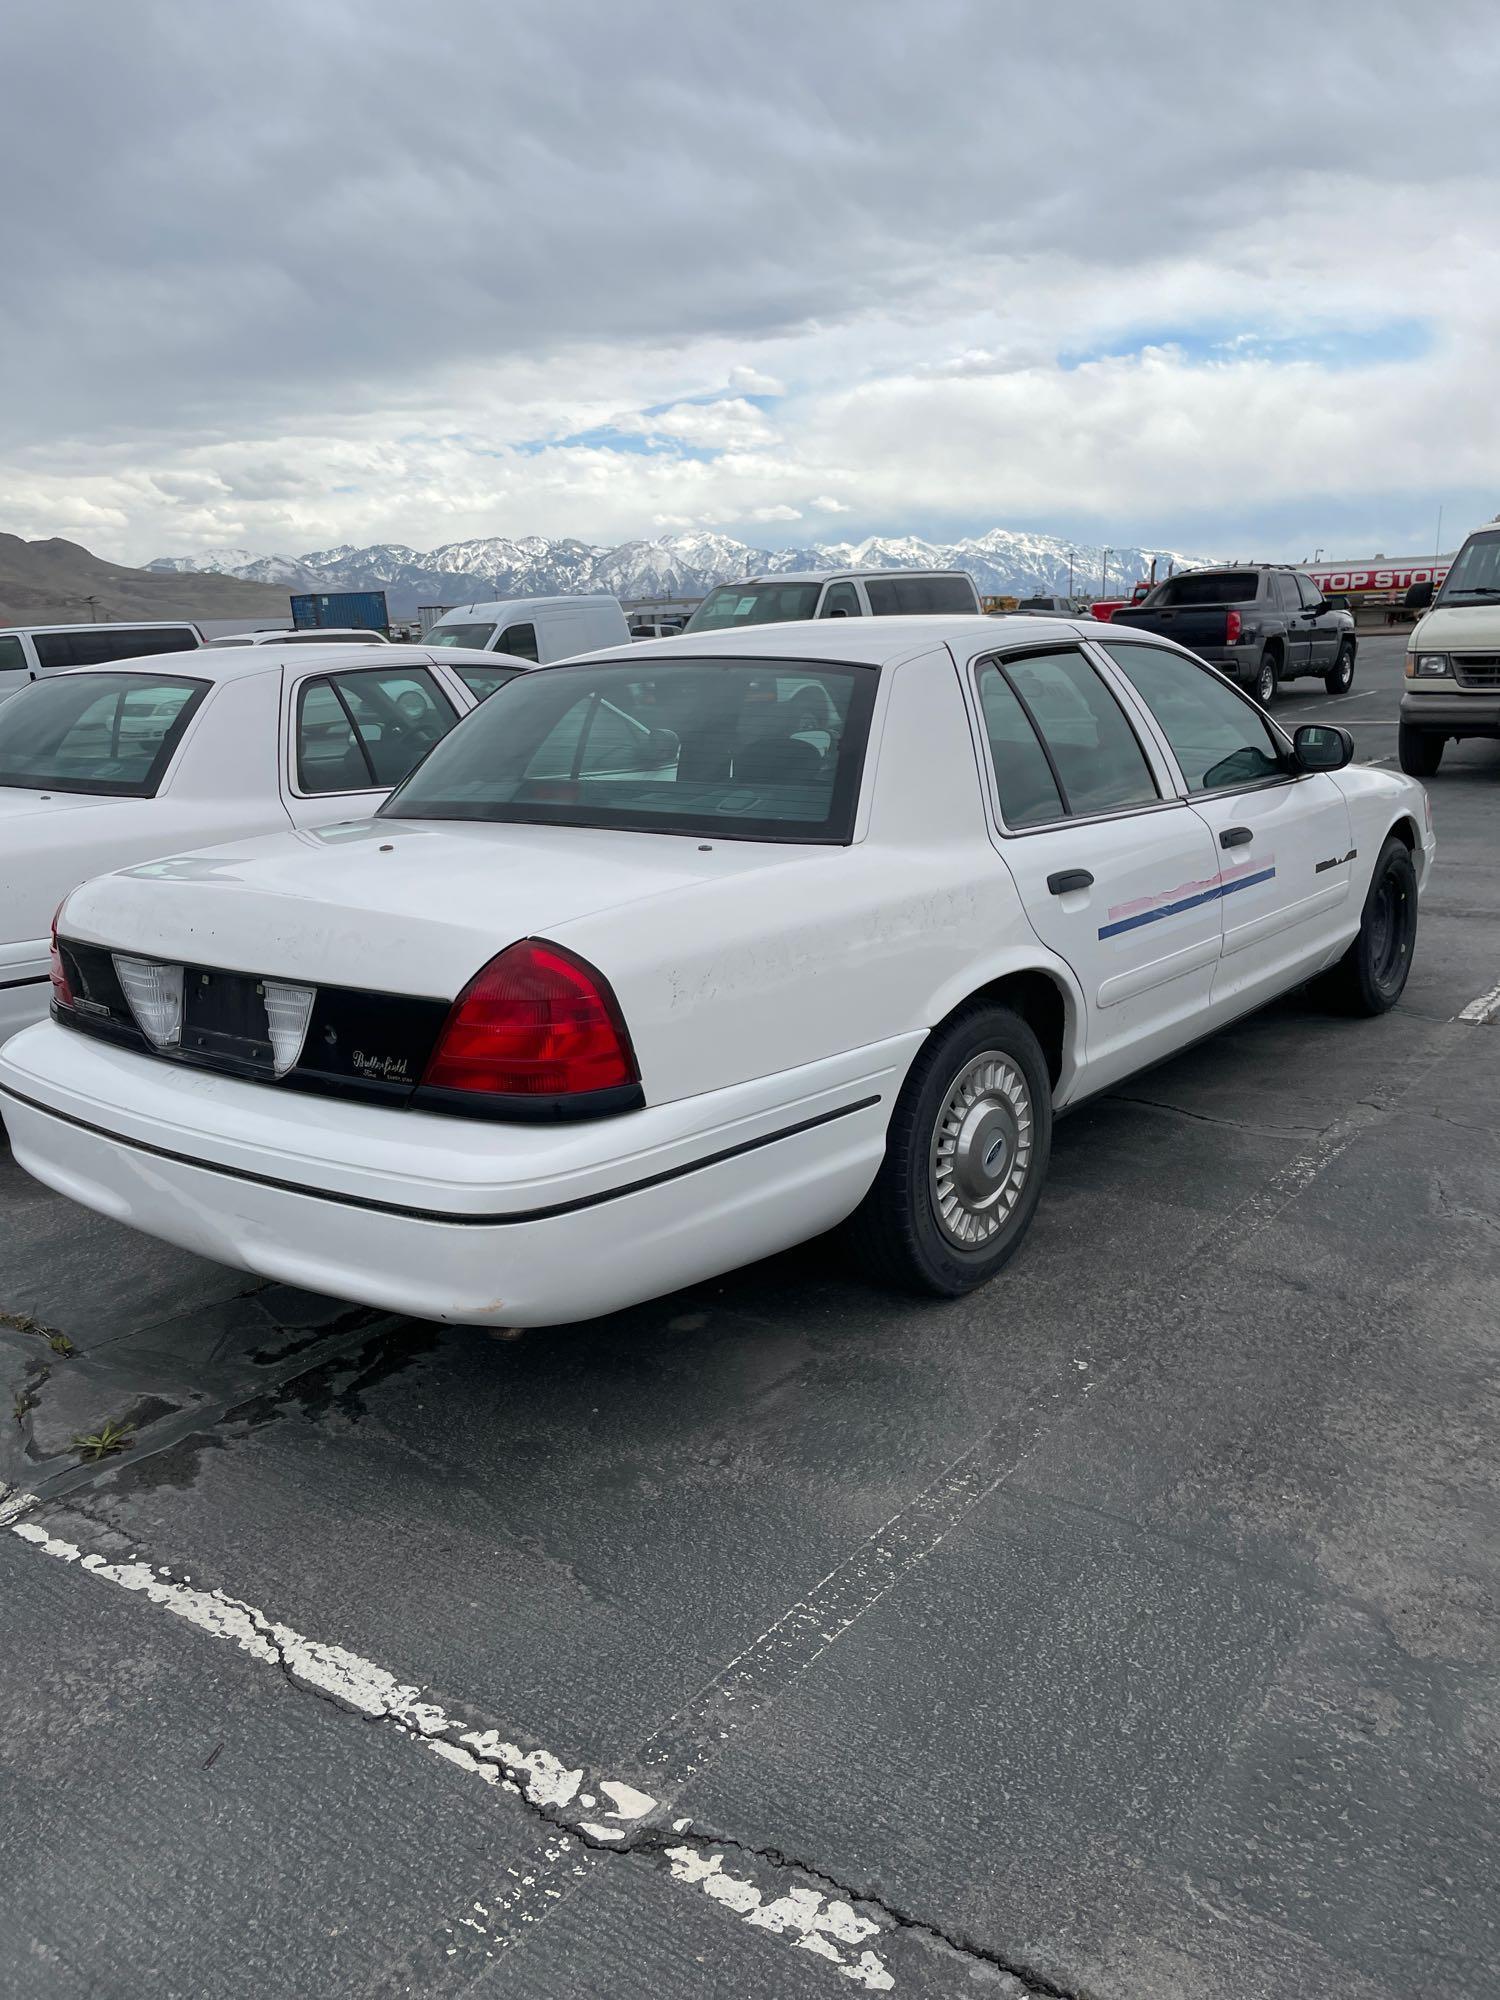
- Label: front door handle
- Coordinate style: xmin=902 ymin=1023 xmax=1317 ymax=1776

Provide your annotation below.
xmin=1220 ymin=826 xmax=1253 ymax=848
xmin=1047 ymin=868 xmax=1094 ymax=894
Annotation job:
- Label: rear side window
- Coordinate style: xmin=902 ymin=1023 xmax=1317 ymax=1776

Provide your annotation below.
xmin=296 ymin=666 xmax=455 ymax=793
xmin=1146 ymin=573 xmax=1256 ymax=608
xmin=32 ymin=627 xmax=199 ymax=670
xmin=864 ymin=575 xmax=976 ymax=614
xmin=383 ymin=656 xmax=877 ymax=844
xmin=496 ymin=622 xmax=539 ymax=661
xmin=977 ymin=647 xmax=1158 ymax=826
xmin=1102 ymin=641 xmax=1284 ymax=792
xmin=452 ymin=664 xmax=524 ymax=704
xmin=0 ymin=671 xmax=207 ymax=796
xmin=1274 ymin=573 xmax=1301 ymax=611
xmin=0 ymin=635 xmax=27 ymax=677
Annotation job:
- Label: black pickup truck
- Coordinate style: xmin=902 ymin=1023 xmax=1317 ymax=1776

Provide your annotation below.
xmin=1109 ymin=566 xmax=1357 ymax=705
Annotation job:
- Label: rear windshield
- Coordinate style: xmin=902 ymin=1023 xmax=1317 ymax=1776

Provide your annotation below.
xmin=32 ymin=627 xmax=200 ymax=670
xmin=0 ymin=671 xmax=209 ymax=796
xmin=426 ymin=623 xmax=498 ymax=648
xmin=685 ymin=583 xmax=822 ymax=633
xmin=1144 ymin=573 xmax=1258 ymax=607
xmin=452 ymin=664 xmax=525 ymax=703
xmin=864 ymin=575 xmax=976 ymax=614
xmin=382 ymin=657 xmax=877 ymax=843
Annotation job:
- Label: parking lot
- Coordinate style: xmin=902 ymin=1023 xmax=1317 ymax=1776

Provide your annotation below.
xmin=2 ymin=628 xmax=1497 ymax=1998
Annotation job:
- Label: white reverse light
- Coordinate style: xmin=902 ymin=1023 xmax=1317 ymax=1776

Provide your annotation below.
xmin=262 ymin=980 xmax=316 ymax=1076
xmin=113 ymin=956 xmax=184 ymax=1049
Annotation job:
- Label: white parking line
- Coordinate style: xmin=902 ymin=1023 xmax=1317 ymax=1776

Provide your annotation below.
xmin=1459 ymin=980 xmax=1500 ymax=1025
xmin=3 ymin=1507 xmax=897 ymax=1993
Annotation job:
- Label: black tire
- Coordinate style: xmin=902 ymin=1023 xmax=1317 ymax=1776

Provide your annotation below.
xmin=1254 ymin=650 xmax=1279 ymax=706
xmin=1398 ymin=723 xmax=1443 ymax=777
xmin=1324 ymin=639 xmax=1356 ymax=695
xmin=1321 ymin=835 xmax=1418 ymax=1016
xmin=845 ymin=1003 xmax=1052 ymax=1296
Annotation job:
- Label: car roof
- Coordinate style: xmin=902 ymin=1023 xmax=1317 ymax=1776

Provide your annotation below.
xmin=583 ymin=613 xmax=1096 ymax=665
xmin=0 ymin=618 xmax=203 ymax=637
xmin=432 ymin=595 xmax=621 ymax=619
xmin=41 ymin=642 xmax=519 ymax=685
xmin=736 ymin=568 xmax=972 ymax=586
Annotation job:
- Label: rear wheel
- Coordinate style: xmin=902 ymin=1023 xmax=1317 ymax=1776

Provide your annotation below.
xmin=1254 ymin=650 xmax=1279 ymax=706
xmin=1324 ymin=639 xmax=1356 ymax=694
xmin=1399 ymin=723 xmax=1443 ymax=776
xmin=1321 ymin=835 xmax=1418 ymax=1015
xmin=845 ymin=1004 xmax=1052 ymax=1296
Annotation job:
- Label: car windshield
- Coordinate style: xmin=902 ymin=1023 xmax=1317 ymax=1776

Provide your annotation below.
xmin=1436 ymin=532 xmax=1500 ymax=603
xmin=426 ymin=623 xmax=498 ymax=648
xmin=0 ymin=671 xmax=209 ymax=796
xmin=381 ymin=656 xmax=877 ymax=843
xmin=1145 ymin=573 xmax=1255 ymax=606
xmin=684 ymin=583 xmax=823 ymax=633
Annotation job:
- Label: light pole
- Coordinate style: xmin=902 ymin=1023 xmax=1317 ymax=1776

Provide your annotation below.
xmin=1101 ymin=548 xmax=1113 ymax=594
xmin=1066 ymin=551 xmax=1075 ymax=594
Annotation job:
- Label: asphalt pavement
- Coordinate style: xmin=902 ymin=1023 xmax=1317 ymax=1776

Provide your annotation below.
xmin=3 ymin=630 xmax=1498 ymax=2000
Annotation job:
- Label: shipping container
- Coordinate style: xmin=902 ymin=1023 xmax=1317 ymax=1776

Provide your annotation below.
xmin=289 ymin=589 xmax=390 ymax=634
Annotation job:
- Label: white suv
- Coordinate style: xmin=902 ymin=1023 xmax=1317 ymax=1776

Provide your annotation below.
xmin=1400 ymin=521 xmax=1500 ymax=774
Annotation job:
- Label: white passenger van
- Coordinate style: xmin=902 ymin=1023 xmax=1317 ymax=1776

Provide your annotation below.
xmin=0 ymin=621 xmax=204 ymax=700
xmin=423 ymin=594 xmax=631 ymax=661
xmin=684 ymin=569 xmax=981 ymax=633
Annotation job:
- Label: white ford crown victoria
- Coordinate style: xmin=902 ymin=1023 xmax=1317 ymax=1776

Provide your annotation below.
xmin=0 ymin=616 xmax=1432 ymax=1324
xmin=0 ymin=642 xmax=537 ymax=1043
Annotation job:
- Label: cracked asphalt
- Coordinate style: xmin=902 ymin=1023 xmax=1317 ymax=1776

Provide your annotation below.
xmin=3 ymin=632 xmax=1498 ymax=2000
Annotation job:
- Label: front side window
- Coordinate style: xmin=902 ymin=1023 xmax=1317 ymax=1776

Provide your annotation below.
xmin=426 ymin=623 xmax=499 ymax=649
xmin=1102 ymin=641 xmax=1286 ymax=793
xmin=0 ymin=671 xmax=207 ymax=796
xmin=496 ymin=622 xmax=539 ymax=661
xmin=864 ymin=575 xmax=976 ymax=614
xmin=1294 ymin=573 xmax=1325 ymax=610
xmin=296 ymin=666 xmax=454 ymax=793
xmin=684 ymin=583 xmax=823 ymax=633
xmin=978 ymin=647 xmax=1158 ymax=825
xmin=819 ymin=582 xmax=861 ymax=618
xmin=0 ymin=635 xmax=27 ymax=677
xmin=383 ymin=656 xmax=876 ymax=844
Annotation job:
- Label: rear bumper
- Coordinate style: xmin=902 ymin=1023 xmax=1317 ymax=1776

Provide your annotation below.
xmin=0 ymin=1021 xmax=908 ymax=1326
xmin=1400 ymin=692 xmax=1500 ymax=737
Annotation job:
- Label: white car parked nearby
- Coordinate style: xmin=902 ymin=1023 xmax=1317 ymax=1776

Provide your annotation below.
xmin=0 ymin=642 xmax=533 ymax=1042
xmin=0 ymin=616 xmax=1433 ymax=1325
xmin=424 ymin=594 xmax=631 ymax=661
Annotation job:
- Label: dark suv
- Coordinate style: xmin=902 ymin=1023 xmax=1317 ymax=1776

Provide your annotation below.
xmin=1109 ymin=566 xmax=1357 ymax=704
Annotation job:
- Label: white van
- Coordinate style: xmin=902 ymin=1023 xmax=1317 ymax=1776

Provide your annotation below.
xmin=0 ymin=621 xmax=204 ymax=700
xmin=684 ymin=569 xmax=981 ymax=634
xmin=423 ymin=594 xmax=631 ymax=661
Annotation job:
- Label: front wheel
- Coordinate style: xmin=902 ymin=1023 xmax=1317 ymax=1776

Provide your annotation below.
xmin=845 ymin=1004 xmax=1052 ymax=1296
xmin=1324 ymin=639 xmax=1356 ymax=694
xmin=1399 ymin=723 xmax=1443 ymax=777
xmin=1320 ymin=835 xmax=1418 ymax=1016
xmin=1254 ymin=651 xmax=1279 ymax=706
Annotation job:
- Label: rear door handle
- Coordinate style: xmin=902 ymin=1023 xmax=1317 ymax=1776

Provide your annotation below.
xmin=1047 ymin=869 xmax=1094 ymax=894
xmin=1220 ymin=826 xmax=1253 ymax=848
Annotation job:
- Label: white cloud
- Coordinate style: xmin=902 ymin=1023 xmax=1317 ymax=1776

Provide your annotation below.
xmin=749 ymin=504 xmax=802 ymax=523
xmin=727 ymin=365 xmax=786 ymax=396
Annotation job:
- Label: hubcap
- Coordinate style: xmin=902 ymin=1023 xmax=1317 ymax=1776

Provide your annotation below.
xmin=928 ymin=1052 xmax=1033 ymax=1248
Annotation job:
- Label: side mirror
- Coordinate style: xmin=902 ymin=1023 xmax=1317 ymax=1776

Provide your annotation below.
xmin=640 ymin=726 xmax=680 ymax=767
xmin=1292 ymin=723 xmax=1354 ymax=772
xmin=1405 ymin=580 xmax=1435 ymax=612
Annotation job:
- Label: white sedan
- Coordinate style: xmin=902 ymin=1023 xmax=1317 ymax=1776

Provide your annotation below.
xmin=0 ymin=641 xmax=532 ymax=1043
xmin=0 ymin=615 xmax=1432 ymax=1324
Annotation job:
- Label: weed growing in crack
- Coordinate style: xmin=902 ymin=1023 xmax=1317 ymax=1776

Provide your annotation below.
xmin=1 ymin=1309 xmax=77 ymax=1357
xmin=70 ymin=1420 xmax=134 ymax=1462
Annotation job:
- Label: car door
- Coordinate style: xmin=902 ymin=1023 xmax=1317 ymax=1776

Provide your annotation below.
xmin=969 ymin=641 xmax=1226 ymax=1092
xmin=1273 ymin=573 xmax=1310 ymax=676
xmin=282 ymin=661 xmax=464 ymax=828
xmin=1295 ymin=572 xmax=1338 ymax=669
xmin=1097 ymin=638 xmax=1356 ymax=1008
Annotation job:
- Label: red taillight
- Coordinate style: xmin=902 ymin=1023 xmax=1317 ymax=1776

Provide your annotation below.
xmin=423 ymin=940 xmax=639 ymax=1099
xmin=1225 ymin=610 xmax=1242 ymax=644
xmin=49 ymin=905 xmax=74 ymax=1011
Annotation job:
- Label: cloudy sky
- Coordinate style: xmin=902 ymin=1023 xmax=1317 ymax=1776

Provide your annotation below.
xmin=2 ymin=0 xmax=1496 ymax=565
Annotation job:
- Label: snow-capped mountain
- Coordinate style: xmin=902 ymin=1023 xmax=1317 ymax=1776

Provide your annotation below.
xmin=148 ymin=527 xmax=1204 ymax=619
